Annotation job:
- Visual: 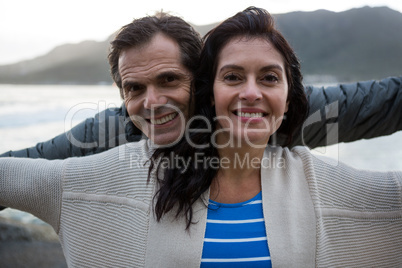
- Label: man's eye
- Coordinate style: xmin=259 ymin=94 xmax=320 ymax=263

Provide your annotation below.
xmin=124 ymin=84 xmax=144 ymax=96
xmin=129 ymin=85 xmax=142 ymax=91
xmin=166 ymin=76 xmax=176 ymax=83
xmin=161 ymin=75 xmax=179 ymax=86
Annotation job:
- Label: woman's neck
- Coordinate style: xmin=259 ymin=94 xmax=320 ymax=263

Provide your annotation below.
xmin=210 ymin=138 xmax=266 ymax=203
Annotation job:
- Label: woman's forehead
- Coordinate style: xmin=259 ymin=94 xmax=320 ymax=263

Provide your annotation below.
xmin=217 ymin=37 xmax=285 ymax=69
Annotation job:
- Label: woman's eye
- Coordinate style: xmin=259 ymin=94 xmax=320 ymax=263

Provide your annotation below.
xmin=263 ymin=74 xmax=279 ymax=82
xmin=224 ymin=73 xmax=240 ymax=81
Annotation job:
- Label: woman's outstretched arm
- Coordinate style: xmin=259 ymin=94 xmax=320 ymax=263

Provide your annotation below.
xmin=0 ymin=158 xmax=64 ymax=231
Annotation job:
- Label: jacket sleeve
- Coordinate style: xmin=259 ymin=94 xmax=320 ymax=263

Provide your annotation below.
xmin=0 ymin=104 xmax=143 ymax=159
xmin=290 ymin=76 xmax=402 ymax=148
xmin=0 ymin=157 xmax=65 ymax=231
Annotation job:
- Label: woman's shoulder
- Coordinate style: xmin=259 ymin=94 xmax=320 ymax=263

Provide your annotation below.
xmin=265 ymin=145 xmax=401 ymax=185
xmin=66 ymin=139 xmax=152 ymax=164
xmin=62 ymin=139 xmax=155 ymax=195
xmin=264 ymin=145 xmax=312 ymax=163
xmin=273 ymin=145 xmax=402 ymax=213
xmin=265 ymin=145 xmax=355 ymax=168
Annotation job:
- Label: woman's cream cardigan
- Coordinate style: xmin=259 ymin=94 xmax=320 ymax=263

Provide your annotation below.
xmin=1 ymin=140 xmax=401 ymax=267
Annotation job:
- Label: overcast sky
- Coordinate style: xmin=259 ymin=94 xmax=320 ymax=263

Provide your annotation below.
xmin=0 ymin=0 xmax=401 ymax=65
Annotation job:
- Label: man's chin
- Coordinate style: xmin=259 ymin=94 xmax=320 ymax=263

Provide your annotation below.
xmin=148 ymin=131 xmax=184 ymax=148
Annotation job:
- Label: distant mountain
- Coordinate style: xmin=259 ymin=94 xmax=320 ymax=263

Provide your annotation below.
xmin=274 ymin=6 xmax=402 ymax=82
xmin=0 ymin=38 xmax=112 ymax=85
xmin=0 ymin=6 xmax=401 ymax=85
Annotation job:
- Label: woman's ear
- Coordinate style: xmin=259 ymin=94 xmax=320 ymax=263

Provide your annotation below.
xmin=285 ymin=101 xmax=289 ymax=113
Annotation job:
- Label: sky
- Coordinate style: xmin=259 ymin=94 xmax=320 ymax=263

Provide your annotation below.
xmin=0 ymin=0 xmax=401 ymax=65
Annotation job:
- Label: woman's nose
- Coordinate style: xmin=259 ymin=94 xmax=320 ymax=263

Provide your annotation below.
xmin=239 ymin=81 xmax=262 ymax=102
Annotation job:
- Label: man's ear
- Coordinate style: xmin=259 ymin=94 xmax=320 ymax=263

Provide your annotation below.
xmin=210 ymin=97 xmax=215 ymax=106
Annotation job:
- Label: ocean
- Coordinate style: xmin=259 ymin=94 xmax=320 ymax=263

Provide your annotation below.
xmin=0 ymin=84 xmax=122 ymax=154
xmin=0 ymin=84 xmax=401 ymax=223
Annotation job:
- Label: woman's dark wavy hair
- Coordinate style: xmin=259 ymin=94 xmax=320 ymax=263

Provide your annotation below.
xmin=150 ymin=7 xmax=309 ymax=228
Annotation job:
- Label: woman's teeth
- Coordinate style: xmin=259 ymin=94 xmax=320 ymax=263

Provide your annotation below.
xmin=237 ymin=112 xmax=264 ymax=118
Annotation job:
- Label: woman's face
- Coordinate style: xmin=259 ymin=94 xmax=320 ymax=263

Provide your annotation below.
xmin=213 ymin=37 xmax=289 ymax=148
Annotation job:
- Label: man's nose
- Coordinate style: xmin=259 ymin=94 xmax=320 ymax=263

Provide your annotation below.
xmin=144 ymin=86 xmax=168 ymax=109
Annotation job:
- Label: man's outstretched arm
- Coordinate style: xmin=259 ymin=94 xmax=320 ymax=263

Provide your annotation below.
xmin=290 ymin=76 xmax=402 ymax=148
xmin=0 ymin=105 xmax=142 ymax=159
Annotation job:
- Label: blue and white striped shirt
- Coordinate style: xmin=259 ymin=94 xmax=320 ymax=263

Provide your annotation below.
xmin=201 ymin=191 xmax=271 ymax=267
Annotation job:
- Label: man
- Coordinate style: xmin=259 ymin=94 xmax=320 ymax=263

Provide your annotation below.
xmin=1 ymin=12 xmax=401 ymax=157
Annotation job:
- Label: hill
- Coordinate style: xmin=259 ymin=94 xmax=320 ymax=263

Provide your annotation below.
xmin=0 ymin=38 xmax=112 ymax=85
xmin=0 ymin=6 xmax=401 ymax=85
xmin=274 ymin=6 xmax=402 ymax=82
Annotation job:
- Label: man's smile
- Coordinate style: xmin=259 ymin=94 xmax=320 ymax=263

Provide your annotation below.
xmin=149 ymin=112 xmax=178 ymax=125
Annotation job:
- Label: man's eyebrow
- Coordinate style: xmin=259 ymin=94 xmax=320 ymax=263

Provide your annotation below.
xmin=155 ymin=71 xmax=188 ymax=80
xmin=122 ymin=80 xmax=142 ymax=89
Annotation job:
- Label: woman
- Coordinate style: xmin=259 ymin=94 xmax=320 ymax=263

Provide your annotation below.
xmin=1 ymin=7 xmax=401 ymax=268
xmin=150 ymin=6 xmax=402 ymax=267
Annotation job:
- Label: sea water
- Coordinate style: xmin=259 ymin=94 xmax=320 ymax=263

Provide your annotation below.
xmin=0 ymin=84 xmax=401 ymax=224
xmin=0 ymin=84 xmax=122 ymax=224
xmin=0 ymin=84 xmax=122 ymax=153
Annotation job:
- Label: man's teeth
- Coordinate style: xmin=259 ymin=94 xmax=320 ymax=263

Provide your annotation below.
xmin=237 ymin=112 xmax=264 ymax=118
xmin=150 ymin=113 xmax=176 ymax=125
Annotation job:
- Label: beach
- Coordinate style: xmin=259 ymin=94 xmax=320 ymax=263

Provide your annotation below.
xmin=0 ymin=216 xmax=66 ymax=267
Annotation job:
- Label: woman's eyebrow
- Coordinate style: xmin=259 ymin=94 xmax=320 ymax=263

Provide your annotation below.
xmin=218 ymin=64 xmax=284 ymax=74
xmin=260 ymin=64 xmax=284 ymax=73
xmin=218 ymin=64 xmax=244 ymax=73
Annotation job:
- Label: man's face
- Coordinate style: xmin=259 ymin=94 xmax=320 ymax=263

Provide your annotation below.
xmin=119 ymin=33 xmax=193 ymax=146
